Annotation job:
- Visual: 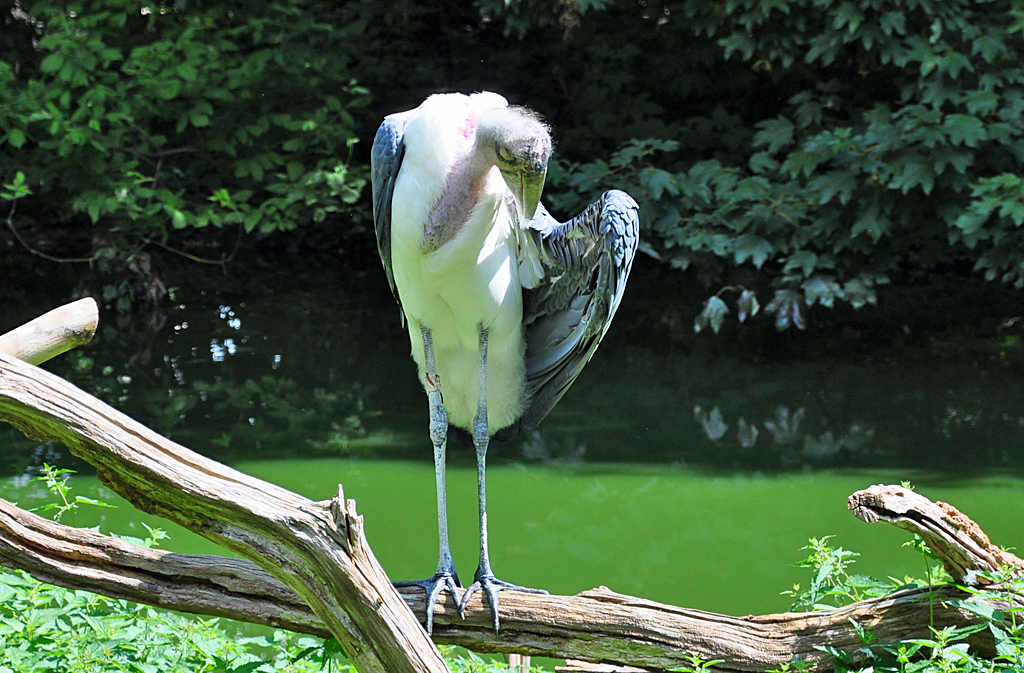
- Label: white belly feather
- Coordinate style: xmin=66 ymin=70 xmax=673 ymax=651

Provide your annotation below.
xmin=389 ymin=94 xmax=528 ymax=433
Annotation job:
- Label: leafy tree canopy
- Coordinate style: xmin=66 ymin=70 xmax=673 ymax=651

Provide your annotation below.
xmin=3 ymin=0 xmax=1024 ymax=329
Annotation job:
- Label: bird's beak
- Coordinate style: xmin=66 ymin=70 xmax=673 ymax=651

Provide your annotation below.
xmin=502 ymin=166 xmax=547 ymax=222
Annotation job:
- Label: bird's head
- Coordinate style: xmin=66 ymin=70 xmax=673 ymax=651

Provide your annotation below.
xmin=477 ymin=106 xmax=552 ymax=221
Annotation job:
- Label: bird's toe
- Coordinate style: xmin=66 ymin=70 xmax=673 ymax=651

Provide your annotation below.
xmin=394 ymin=571 xmax=461 ymax=634
xmin=458 ymin=571 xmax=547 ymax=633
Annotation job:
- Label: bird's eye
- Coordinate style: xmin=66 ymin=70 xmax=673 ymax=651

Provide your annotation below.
xmin=496 ymin=146 xmax=513 ymax=163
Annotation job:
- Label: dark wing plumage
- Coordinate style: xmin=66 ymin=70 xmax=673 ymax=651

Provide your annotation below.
xmin=496 ymin=190 xmax=639 ymax=441
xmin=370 ymin=112 xmax=412 ymax=305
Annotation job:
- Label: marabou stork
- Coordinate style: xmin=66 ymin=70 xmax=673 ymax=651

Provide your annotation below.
xmin=371 ymin=91 xmax=639 ymax=633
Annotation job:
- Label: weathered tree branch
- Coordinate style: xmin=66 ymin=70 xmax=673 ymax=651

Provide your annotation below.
xmin=0 ymin=297 xmax=98 ymax=365
xmin=1 ymin=302 xmax=1022 ymax=673
xmin=0 ymin=348 xmax=448 ymax=673
xmin=848 ymin=484 xmax=1023 ymax=582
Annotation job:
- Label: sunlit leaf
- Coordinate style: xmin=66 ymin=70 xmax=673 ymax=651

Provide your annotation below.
xmin=736 ymin=289 xmax=759 ymax=322
xmin=694 ymin=295 xmax=729 ymax=334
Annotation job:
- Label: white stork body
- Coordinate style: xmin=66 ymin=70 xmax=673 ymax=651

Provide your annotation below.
xmin=390 ymin=93 xmax=536 ymax=433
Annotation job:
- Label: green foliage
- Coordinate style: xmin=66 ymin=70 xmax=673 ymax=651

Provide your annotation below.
xmin=669 ymin=653 xmax=725 ymax=672
xmin=781 ymin=535 xmax=1024 ymax=672
xmin=439 ymin=647 xmax=545 ymax=672
xmin=6 ymin=0 xmax=1024 ymax=330
xmin=783 ymin=535 xmax=896 ymax=611
xmin=0 ymin=569 xmax=354 ymax=673
xmin=27 ymin=463 xmax=116 ymax=525
xmin=527 ymin=0 xmax=1024 ymax=329
xmin=0 ymin=568 xmax=540 ymax=672
xmin=27 ymin=462 xmax=171 ymax=548
xmin=1 ymin=0 xmax=368 ymax=264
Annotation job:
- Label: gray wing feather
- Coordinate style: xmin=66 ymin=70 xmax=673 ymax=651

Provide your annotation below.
xmin=370 ymin=112 xmax=413 ymax=305
xmin=496 ymin=189 xmax=639 ymax=440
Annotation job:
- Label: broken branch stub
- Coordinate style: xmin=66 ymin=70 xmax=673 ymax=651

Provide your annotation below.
xmin=0 ymin=297 xmax=98 ymax=366
xmin=849 ymin=484 xmax=1024 ymax=584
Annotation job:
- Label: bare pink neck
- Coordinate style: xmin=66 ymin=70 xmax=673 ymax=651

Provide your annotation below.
xmin=423 ymin=143 xmax=494 ymax=251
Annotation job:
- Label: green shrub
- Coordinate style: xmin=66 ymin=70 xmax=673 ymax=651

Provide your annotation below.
xmin=485 ymin=0 xmax=1024 ymax=328
xmin=781 ymin=534 xmax=1024 ymax=672
xmin=1 ymin=0 xmax=368 ymax=266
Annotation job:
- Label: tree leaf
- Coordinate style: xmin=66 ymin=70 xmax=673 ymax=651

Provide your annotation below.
xmin=737 ymin=289 xmax=760 ymax=322
xmin=783 ymin=250 xmax=818 ymax=277
xmin=733 ymin=234 xmax=774 ymax=268
xmin=694 ymin=295 xmax=729 ymax=334
xmin=753 ymin=117 xmax=794 ymax=155
xmin=177 ymin=62 xmax=198 ymax=82
xmin=943 ymin=114 xmax=987 ymax=148
xmin=6 ymin=129 xmax=26 ymax=149
xmin=39 ymin=53 xmax=64 ymax=74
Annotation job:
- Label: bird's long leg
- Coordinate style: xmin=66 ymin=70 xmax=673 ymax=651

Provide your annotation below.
xmin=458 ymin=326 xmax=546 ymax=632
xmin=394 ymin=325 xmax=460 ymax=635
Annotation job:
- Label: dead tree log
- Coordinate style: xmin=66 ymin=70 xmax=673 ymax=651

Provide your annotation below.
xmin=0 ymin=345 xmax=448 ymax=672
xmin=1 ymin=302 xmax=1022 ymax=672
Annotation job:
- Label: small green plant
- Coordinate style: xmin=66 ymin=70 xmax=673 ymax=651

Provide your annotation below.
xmin=670 ymin=652 xmax=726 ymax=672
xmin=110 ymin=521 xmax=170 ymax=549
xmin=28 ymin=463 xmax=116 ymax=524
xmin=767 ymin=659 xmax=812 ymax=673
xmin=28 ymin=463 xmax=170 ymax=548
xmin=782 ymin=536 xmax=893 ymax=611
xmin=782 ymin=535 xmax=1024 ymax=672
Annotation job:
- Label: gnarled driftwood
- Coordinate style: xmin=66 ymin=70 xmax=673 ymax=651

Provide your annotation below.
xmin=0 ymin=301 xmax=1021 ymax=673
xmin=0 ymin=301 xmax=447 ymax=673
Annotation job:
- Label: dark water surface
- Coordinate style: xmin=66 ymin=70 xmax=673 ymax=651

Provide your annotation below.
xmin=2 ymin=260 xmax=1023 ymax=619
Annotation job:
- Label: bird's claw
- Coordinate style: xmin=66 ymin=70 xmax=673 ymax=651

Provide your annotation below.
xmin=395 ymin=571 xmax=461 ymax=635
xmin=457 ymin=570 xmax=547 ymax=633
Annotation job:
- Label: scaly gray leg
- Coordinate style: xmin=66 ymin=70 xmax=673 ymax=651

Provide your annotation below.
xmin=395 ymin=325 xmax=460 ymax=635
xmin=458 ymin=326 xmax=547 ymax=632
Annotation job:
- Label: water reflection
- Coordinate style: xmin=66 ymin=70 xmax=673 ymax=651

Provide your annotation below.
xmin=2 ymin=272 xmax=1022 ymax=479
xmin=694 ymin=405 xmax=878 ymax=463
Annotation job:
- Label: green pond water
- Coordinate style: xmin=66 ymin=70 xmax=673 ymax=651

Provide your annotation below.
xmin=2 ymin=463 xmax=1022 ymax=619
xmin=2 ymin=265 xmax=1024 ymax=648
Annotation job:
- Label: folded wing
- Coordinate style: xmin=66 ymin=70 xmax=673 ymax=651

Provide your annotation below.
xmin=496 ymin=190 xmax=639 ymax=440
xmin=370 ymin=111 xmax=414 ymax=306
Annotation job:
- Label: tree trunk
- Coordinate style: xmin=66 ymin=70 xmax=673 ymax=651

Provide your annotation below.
xmin=0 ymin=301 xmax=1021 ymax=673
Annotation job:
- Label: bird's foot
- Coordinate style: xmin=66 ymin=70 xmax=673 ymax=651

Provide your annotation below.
xmin=394 ymin=571 xmax=461 ymax=635
xmin=457 ymin=569 xmax=547 ymax=633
